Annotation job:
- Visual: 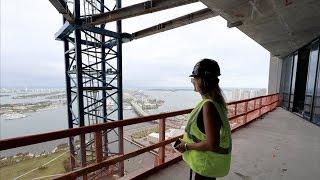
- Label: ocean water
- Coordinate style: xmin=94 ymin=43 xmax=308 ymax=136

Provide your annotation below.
xmin=0 ymin=90 xmax=202 ymax=138
xmin=143 ymin=90 xmax=202 ymax=114
xmin=0 ymin=89 xmax=201 ymax=156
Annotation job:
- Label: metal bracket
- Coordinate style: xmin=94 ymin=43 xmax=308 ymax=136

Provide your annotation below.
xmin=157 ymin=23 xmax=165 ymax=30
xmin=227 ymin=20 xmax=243 ymax=28
xmin=144 ymin=1 xmax=154 ymax=9
xmin=55 ymin=21 xmax=77 ymax=40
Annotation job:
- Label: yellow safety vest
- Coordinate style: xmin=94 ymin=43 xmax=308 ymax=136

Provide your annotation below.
xmin=182 ymin=98 xmax=232 ymax=177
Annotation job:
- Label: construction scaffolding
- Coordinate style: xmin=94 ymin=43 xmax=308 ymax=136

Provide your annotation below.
xmin=49 ymin=0 xmax=215 ymax=178
xmin=49 ymin=0 xmax=125 ymax=176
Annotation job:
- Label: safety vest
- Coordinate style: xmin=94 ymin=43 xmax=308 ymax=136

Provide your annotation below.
xmin=182 ymin=98 xmax=232 ymax=178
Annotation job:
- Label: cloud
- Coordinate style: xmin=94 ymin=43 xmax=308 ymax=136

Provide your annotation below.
xmin=1 ymin=0 xmax=269 ymax=88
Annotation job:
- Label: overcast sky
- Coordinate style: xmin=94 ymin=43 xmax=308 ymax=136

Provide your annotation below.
xmin=0 ymin=0 xmax=270 ymax=89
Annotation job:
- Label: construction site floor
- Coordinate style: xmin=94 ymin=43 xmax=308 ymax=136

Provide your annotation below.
xmin=146 ymin=108 xmax=320 ymax=180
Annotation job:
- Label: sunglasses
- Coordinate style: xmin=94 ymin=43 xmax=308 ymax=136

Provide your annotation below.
xmin=190 ymin=78 xmax=195 ymax=84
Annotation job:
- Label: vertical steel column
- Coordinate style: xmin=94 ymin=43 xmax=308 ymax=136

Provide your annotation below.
xmin=63 ymin=17 xmax=76 ymax=169
xmin=100 ymin=0 xmax=109 ymax=158
xmin=116 ymin=0 xmax=124 ymax=176
xmin=74 ymin=0 xmax=87 ymax=168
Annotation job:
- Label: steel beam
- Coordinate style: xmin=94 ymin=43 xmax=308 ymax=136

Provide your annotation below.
xmin=132 ymin=8 xmax=216 ymax=39
xmin=56 ymin=25 xmax=131 ymax=47
xmin=64 ymin=8 xmax=215 ymax=48
xmin=82 ymin=87 xmax=116 ymax=91
xmin=49 ymin=0 xmax=74 ymax=22
xmin=55 ymin=22 xmax=121 ymax=40
xmin=116 ymin=0 xmax=125 ymax=176
xmin=100 ymin=0 xmax=109 ymax=158
xmin=80 ymin=26 xmax=121 ymax=39
xmin=87 ymin=0 xmax=199 ymax=25
xmin=66 ymin=37 xmax=117 ymax=49
xmin=62 ymin=17 xmax=76 ymax=170
xmin=74 ymin=0 xmax=87 ymax=168
xmin=55 ymin=21 xmax=76 ymax=40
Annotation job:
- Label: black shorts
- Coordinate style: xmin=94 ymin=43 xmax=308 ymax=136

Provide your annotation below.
xmin=190 ymin=169 xmax=216 ymax=180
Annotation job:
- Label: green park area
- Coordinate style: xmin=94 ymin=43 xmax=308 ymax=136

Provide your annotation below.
xmin=0 ymin=150 xmax=69 ymax=180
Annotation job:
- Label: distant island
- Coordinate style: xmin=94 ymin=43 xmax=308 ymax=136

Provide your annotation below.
xmin=0 ymin=90 xmax=67 ymax=120
xmin=147 ymin=88 xmax=193 ymax=92
xmin=0 ymin=100 xmax=66 ymax=120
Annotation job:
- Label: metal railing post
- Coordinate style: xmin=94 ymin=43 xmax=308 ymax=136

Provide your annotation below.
xmin=158 ymin=118 xmax=165 ymax=165
xmin=95 ymin=131 xmax=103 ymax=163
xmin=259 ymin=98 xmax=262 ymax=117
xmin=118 ymin=126 xmax=124 ymax=177
xmin=244 ymin=101 xmax=248 ymax=123
xmin=268 ymin=96 xmax=272 ymax=112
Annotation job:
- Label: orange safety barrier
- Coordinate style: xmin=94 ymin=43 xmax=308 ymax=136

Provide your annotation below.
xmin=0 ymin=93 xmax=279 ymax=179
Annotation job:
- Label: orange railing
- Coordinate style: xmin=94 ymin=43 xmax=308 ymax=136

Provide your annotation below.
xmin=0 ymin=93 xmax=279 ymax=179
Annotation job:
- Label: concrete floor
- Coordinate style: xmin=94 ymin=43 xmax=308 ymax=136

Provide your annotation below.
xmin=145 ymin=108 xmax=320 ymax=180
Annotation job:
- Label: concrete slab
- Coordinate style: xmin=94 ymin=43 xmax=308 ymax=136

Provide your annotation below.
xmin=200 ymin=0 xmax=320 ymax=57
xmin=146 ymin=108 xmax=320 ymax=180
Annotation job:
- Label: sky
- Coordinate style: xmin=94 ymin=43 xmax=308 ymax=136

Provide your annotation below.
xmin=0 ymin=0 xmax=270 ymax=89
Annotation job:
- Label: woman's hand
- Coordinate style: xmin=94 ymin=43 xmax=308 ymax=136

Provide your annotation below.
xmin=175 ymin=138 xmax=188 ymax=153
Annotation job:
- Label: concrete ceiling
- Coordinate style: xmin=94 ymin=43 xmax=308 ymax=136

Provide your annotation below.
xmin=200 ymin=0 xmax=320 ymax=58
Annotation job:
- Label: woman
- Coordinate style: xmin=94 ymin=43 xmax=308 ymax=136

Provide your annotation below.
xmin=175 ymin=58 xmax=232 ymax=180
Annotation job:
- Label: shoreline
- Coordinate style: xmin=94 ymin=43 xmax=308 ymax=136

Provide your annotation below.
xmin=0 ymin=101 xmax=65 ymax=120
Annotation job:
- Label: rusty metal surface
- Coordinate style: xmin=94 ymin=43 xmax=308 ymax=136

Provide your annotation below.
xmin=89 ymin=0 xmax=199 ymax=25
xmin=132 ymin=8 xmax=217 ymax=39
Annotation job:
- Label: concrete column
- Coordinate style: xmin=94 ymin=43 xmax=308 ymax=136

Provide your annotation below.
xmin=268 ymin=54 xmax=282 ymax=94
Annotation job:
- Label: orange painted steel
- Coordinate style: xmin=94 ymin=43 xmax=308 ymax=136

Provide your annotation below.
xmin=0 ymin=93 xmax=279 ymax=179
xmin=158 ymin=118 xmax=166 ymax=165
xmin=94 ymin=131 xmax=103 ymax=163
xmin=0 ymin=109 xmax=192 ymax=151
xmin=55 ymin=136 xmax=182 ymax=180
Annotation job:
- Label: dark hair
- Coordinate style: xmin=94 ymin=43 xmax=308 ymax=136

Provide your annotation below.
xmin=198 ymin=76 xmax=227 ymax=111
